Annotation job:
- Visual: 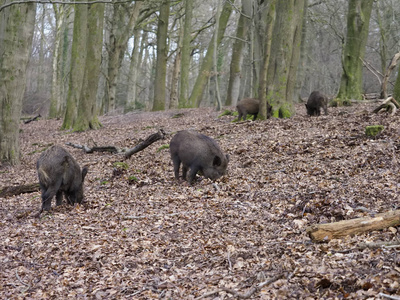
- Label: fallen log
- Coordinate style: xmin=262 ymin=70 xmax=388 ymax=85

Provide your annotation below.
xmin=306 ymin=209 xmax=400 ymax=242
xmin=124 ymin=129 xmax=166 ymax=159
xmin=23 ymin=114 xmax=41 ymax=124
xmin=0 ymin=183 xmax=40 ymax=198
xmin=65 ymin=142 xmax=121 ymax=154
xmin=65 ymin=129 xmax=167 ymax=158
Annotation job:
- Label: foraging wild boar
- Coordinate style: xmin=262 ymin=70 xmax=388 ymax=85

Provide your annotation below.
xmin=237 ymin=98 xmax=260 ymax=121
xmin=236 ymin=98 xmax=272 ymax=121
xmin=169 ymin=130 xmax=229 ymax=184
xmin=36 ymin=145 xmax=88 ymax=212
xmin=305 ymin=91 xmax=328 ymax=116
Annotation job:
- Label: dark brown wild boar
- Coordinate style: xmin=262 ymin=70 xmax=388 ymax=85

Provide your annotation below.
xmin=36 ymin=145 xmax=88 ymax=212
xmin=305 ymin=91 xmax=328 ymax=116
xmin=236 ymin=98 xmax=272 ymax=121
xmin=169 ymin=130 xmax=229 ymax=184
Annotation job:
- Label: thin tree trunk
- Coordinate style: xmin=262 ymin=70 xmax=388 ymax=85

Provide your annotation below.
xmin=258 ymin=0 xmax=275 ymax=119
xmin=152 ymin=0 xmax=170 ymax=111
xmin=178 ymin=0 xmax=194 ymax=108
xmin=0 ymin=1 xmax=36 ymax=165
xmin=169 ymin=22 xmax=183 ymax=109
xmin=189 ymin=1 xmax=233 ymax=108
xmin=226 ymin=2 xmax=250 ymax=107
xmin=49 ymin=4 xmax=69 ymax=118
xmin=126 ymin=29 xmax=141 ymax=112
xmin=106 ymin=2 xmax=142 ymax=113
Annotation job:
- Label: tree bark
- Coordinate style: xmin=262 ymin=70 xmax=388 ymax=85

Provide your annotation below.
xmin=49 ymin=4 xmax=70 ymax=119
xmin=178 ymin=0 xmax=193 ymax=108
xmin=0 ymin=0 xmax=36 ymax=165
xmin=225 ymin=2 xmax=250 ymax=107
xmin=189 ymin=1 xmax=233 ymax=108
xmin=73 ymin=0 xmax=104 ymax=131
xmin=105 ymin=2 xmax=142 ymax=113
xmin=258 ymin=0 xmax=275 ymax=119
xmin=61 ymin=0 xmax=88 ymax=130
xmin=265 ymin=0 xmax=306 ymax=118
xmin=126 ymin=29 xmax=141 ymax=112
xmin=307 ymin=210 xmax=400 ymax=242
xmin=152 ymin=0 xmax=170 ymax=111
xmin=337 ymin=0 xmax=374 ymax=100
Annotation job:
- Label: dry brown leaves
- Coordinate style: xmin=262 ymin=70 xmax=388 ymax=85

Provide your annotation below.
xmin=1 ymin=103 xmax=400 ymax=299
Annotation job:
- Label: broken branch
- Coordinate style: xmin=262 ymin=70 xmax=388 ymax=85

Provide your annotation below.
xmin=306 ymin=209 xmax=400 ymax=242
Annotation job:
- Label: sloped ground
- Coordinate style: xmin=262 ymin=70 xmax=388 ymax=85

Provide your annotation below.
xmin=1 ymin=102 xmax=399 ymax=299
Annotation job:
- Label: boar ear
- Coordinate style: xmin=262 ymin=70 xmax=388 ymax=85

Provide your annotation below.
xmin=82 ymin=166 xmax=89 ymax=181
xmin=213 ymin=155 xmax=222 ymax=166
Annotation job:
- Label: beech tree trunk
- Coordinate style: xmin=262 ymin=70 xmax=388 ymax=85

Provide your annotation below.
xmin=0 ymin=1 xmax=36 ymax=165
xmin=225 ymin=0 xmax=250 ymax=107
xmin=265 ymin=0 xmax=306 ymax=118
xmin=105 ymin=2 xmax=142 ymax=113
xmin=152 ymin=0 xmax=170 ymax=111
xmin=61 ymin=1 xmax=88 ymax=130
xmin=126 ymin=29 xmax=141 ymax=112
xmin=74 ymin=1 xmax=104 ymax=131
xmin=188 ymin=1 xmax=233 ymax=108
xmin=178 ymin=0 xmax=194 ymax=108
xmin=337 ymin=0 xmax=374 ymax=100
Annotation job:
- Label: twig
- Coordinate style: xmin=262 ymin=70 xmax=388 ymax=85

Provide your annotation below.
xmin=195 ymin=273 xmax=284 ymax=299
xmin=15 ymin=269 xmax=31 ymax=293
xmin=379 ymin=293 xmax=400 ymax=300
xmin=124 ymin=210 xmax=197 ymax=220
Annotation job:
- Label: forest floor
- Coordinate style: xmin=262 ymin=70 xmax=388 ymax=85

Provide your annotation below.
xmin=1 ymin=101 xmax=400 ymax=299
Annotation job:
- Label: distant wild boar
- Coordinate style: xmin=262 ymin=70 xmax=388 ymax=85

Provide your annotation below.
xmin=37 ymin=145 xmax=88 ymax=212
xmin=169 ymin=130 xmax=229 ymax=184
xmin=305 ymin=91 xmax=328 ymax=116
xmin=236 ymin=98 xmax=272 ymax=121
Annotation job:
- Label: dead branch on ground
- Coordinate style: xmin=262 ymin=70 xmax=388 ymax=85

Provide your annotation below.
xmin=372 ymin=96 xmax=400 ymax=116
xmin=124 ymin=129 xmax=166 ymax=159
xmin=23 ymin=114 xmax=41 ymax=124
xmin=0 ymin=183 xmax=40 ymax=198
xmin=195 ymin=273 xmax=284 ymax=300
xmin=306 ymin=209 xmax=400 ymax=242
xmin=65 ymin=129 xmax=166 ymax=157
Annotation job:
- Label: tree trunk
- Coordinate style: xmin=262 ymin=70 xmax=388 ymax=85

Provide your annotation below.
xmin=169 ymin=23 xmax=183 ymax=109
xmin=258 ymin=0 xmax=275 ymax=119
xmin=393 ymin=64 xmax=400 ymax=102
xmin=0 ymin=1 xmax=36 ymax=165
xmin=265 ymin=0 xmax=306 ymax=118
xmin=73 ymin=1 xmax=104 ymax=131
xmin=49 ymin=4 xmax=69 ymax=118
xmin=189 ymin=1 xmax=233 ymax=108
xmin=152 ymin=0 xmax=170 ymax=111
xmin=106 ymin=2 xmax=142 ymax=113
xmin=126 ymin=29 xmax=141 ymax=112
xmin=61 ymin=1 xmax=88 ymax=130
xmin=337 ymin=0 xmax=374 ymax=100
xmin=178 ymin=0 xmax=194 ymax=108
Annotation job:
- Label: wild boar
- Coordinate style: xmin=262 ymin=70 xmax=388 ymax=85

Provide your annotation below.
xmin=169 ymin=130 xmax=229 ymax=184
xmin=236 ymin=98 xmax=272 ymax=121
xmin=305 ymin=91 xmax=328 ymax=116
xmin=36 ymin=145 xmax=88 ymax=212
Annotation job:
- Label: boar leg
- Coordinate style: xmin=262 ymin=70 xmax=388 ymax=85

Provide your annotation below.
xmin=188 ymin=166 xmax=200 ymax=184
xmin=171 ymin=156 xmax=181 ymax=179
xmin=41 ymin=187 xmax=57 ymax=211
xmin=56 ymin=191 xmax=63 ymax=206
xmin=182 ymin=165 xmax=189 ymax=180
